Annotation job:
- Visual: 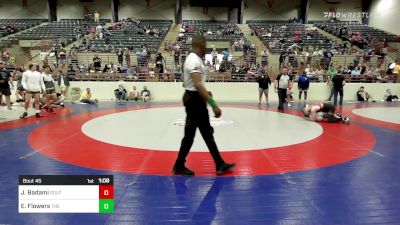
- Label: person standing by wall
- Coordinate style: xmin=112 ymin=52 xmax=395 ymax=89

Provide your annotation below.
xmin=15 ymin=68 xmax=25 ymax=103
xmin=57 ymin=70 xmax=70 ymax=98
xmin=326 ymin=66 xmax=337 ymax=101
xmin=94 ymin=11 xmax=100 ymax=23
xmin=274 ymin=66 xmax=293 ymax=111
xmin=0 ymin=62 xmax=14 ymax=110
xmin=331 ymin=73 xmax=345 ymax=106
xmin=298 ymin=72 xmax=310 ymax=101
xmin=256 ymin=71 xmax=271 ymax=107
xmin=20 ymin=64 xmax=45 ymax=118
xmin=173 ymin=35 xmax=236 ymax=176
xmin=42 ymin=65 xmax=56 ymax=114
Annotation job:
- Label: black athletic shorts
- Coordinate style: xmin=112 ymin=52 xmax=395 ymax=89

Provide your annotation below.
xmin=0 ymin=88 xmax=11 ymax=96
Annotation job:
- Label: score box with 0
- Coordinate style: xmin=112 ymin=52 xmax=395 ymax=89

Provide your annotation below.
xmin=18 ymin=175 xmax=114 ymax=213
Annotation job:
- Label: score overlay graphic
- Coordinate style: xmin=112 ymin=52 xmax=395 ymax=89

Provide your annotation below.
xmin=18 ymin=175 xmax=114 ymax=213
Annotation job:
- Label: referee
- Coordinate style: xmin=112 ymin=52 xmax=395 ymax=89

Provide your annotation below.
xmin=173 ymin=35 xmax=236 ymax=176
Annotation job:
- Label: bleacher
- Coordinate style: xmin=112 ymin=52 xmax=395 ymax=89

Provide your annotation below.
xmin=312 ymin=20 xmax=397 ymax=43
xmin=247 ymin=20 xmax=333 ymax=53
xmin=14 ymin=19 xmax=109 ymax=45
xmin=78 ymin=19 xmax=172 ymax=54
xmin=182 ymin=20 xmax=243 ymax=41
xmin=0 ymin=19 xmax=45 ymax=37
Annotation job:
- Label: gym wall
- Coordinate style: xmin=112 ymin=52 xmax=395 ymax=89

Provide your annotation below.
xmin=0 ymin=0 xmax=47 ymax=19
xmin=50 ymin=82 xmax=400 ymax=102
xmin=370 ymin=0 xmax=400 ymax=35
xmin=57 ymin=0 xmax=112 ymax=20
xmin=243 ymin=0 xmax=298 ymax=23
xmin=119 ymin=0 xmax=175 ymax=20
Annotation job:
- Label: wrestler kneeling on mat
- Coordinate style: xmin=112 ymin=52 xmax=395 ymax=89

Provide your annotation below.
xmin=303 ymin=103 xmax=350 ymax=124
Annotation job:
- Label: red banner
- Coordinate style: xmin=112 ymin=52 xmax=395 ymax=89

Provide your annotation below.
xmin=22 ymin=0 xmax=28 ymax=8
xmin=267 ymin=0 xmax=273 ymax=8
xmin=203 ymin=7 xmax=208 ymax=15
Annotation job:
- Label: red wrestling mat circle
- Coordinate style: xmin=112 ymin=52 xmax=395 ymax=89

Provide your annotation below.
xmin=28 ymin=105 xmax=375 ymax=176
xmin=341 ymin=104 xmax=400 ymax=131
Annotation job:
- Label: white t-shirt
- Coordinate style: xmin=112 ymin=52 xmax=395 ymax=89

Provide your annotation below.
xmin=183 ymin=52 xmax=206 ymax=91
xmin=40 ymin=52 xmax=47 ymax=61
xmin=277 ymin=74 xmax=291 ymax=89
xmin=60 ymin=75 xmax=65 ymax=86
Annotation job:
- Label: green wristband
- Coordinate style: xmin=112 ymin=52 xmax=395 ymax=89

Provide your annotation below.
xmin=208 ymin=97 xmax=218 ymax=108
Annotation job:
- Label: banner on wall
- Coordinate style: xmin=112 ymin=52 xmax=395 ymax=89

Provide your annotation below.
xmin=83 ymin=4 xmax=90 ymax=15
xmin=146 ymin=0 xmax=151 ymax=7
xmin=267 ymin=0 xmax=273 ymax=8
xmin=22 ymin=0 xmax=28 ymax=8
xmin=203 ymin=7 xmax=208 ymax=15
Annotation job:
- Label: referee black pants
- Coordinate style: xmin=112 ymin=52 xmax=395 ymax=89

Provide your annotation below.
xmin=175 ymin=91 xmax=224 ymax=168
xmin=277 ymin=88 xmax=287 ymax=110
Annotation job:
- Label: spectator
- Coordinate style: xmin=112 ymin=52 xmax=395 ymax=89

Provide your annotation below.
xmin=93 ymin=54 xmax=102 ymax=71
xmin=155 ymin=53 xmax=165 ymax=74
xmin=279 ymin=51 xmax=286 ymax=69
xmin=326 ymin=66 xmax=337 ymax=101
xmin=15 ymin=68 xmax=25 ymax=103
xmin=323 ymin=49 xmax=333 ymax=68
xmin=124 ymin=48 xmax=131 ymax=67
xmin=222 ymin=48 xmax=229 ymax=61
xmin=174 ymin=51 xmax=180 ymax=68
xmin=79 ymin=88 xmax=98 ymax=104
xmin=1 ymin=49 xmax=10 ymax=65
xmin=261 ymin=49 xmax=269 ymax=68
xmin=393 ymin=60 xmax=400 ymax=75
xmin=315 ymin=66 xmax=325 ymax=82
xmin=117 ymin=48 xmax=124 ymax=66
xmin=41 ymin=65 xmax=57 ymax=114
xmin=40 ymin=49 xmax=47 ymax=64
xmin=114 ymin=84 xmax=127 ymax=101
xmin=69 ymin=45 xmax=77 ymax=61
xmin=57 ymin=70 xmax=70 ymax=97
xmin=298 ymin=72 xmax=310 ymax=101
xmin=141 ymin=86 xmax=151 ymax=102
xmin=58 ymin=49 xmax=67 ymax=68
xmin=385 ymin=89 xmax=398 ymax=102
xmin=0 ymin=61 xmax=14 ymax=110
xmin=211 ymin=48 xmax=218 ymax=65
xmin=256 ymin=72 xmax=271 ymax=107
xmin=53 ymin=93 xmax=66 ymax=107
xmin=331 ymin=73 xmax=345 ymax=106
xmin=304 ymin=64 xmax=311 ymax=75
xmin=127 ymin=86 xmax=139 ymax=101
xmin=357 ymin=86 xmax=376 ymax=102
xmin=94 ymin=11 xmax=100 ymax=23
xmin=274 ymin=66 xmax=293 ymax=111
xmin=96 ymin=24 xmax=102 ymax=36
xmin=387 ymin=61 xmax=395 ymax=74
xmin=148 ymin=59 xmax=156 ymax=77
xmin=351 ymin=66 xmax=361 ymax=75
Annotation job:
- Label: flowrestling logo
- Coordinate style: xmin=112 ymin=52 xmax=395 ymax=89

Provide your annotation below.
xmin=323 ymin=11 xmax=370 ymax=19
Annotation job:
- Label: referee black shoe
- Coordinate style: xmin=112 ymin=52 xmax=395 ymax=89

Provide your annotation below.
xmin=173 ymin=165 xmax=195 ymax=176
xmin=20 ymin=112 xmax=28 ymax=119
xmin=216 ymin=162 xmax=236 ymax=175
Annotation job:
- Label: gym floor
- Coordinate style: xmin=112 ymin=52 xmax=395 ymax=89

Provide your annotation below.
xmin=0 ymin=101 xmax=399 ymax=225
